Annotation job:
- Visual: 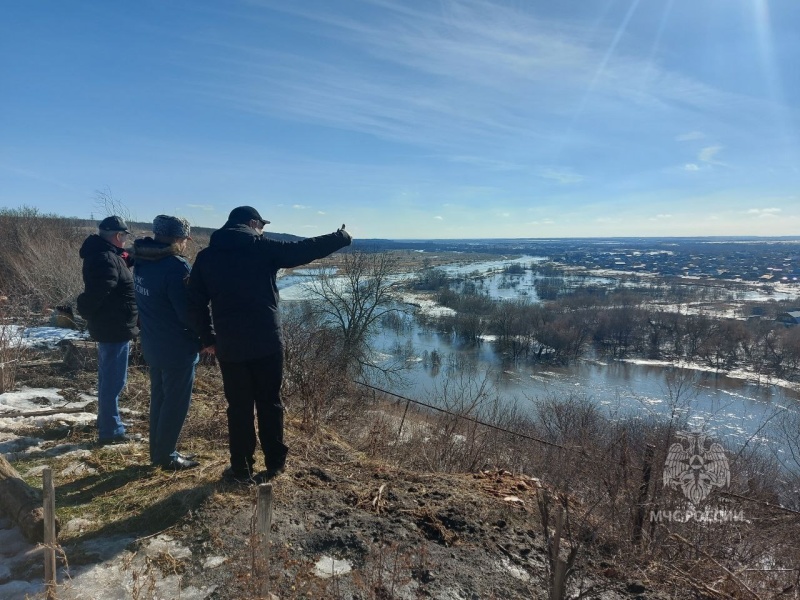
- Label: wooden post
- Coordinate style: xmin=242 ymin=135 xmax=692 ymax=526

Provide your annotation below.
xmin=632 ymin=444 xmax=655 ymax=545
xmin=396 ymin=399 xmax=411 ymax=444
xmin=43 ymin=468 xmax=57 ymax=600
xmin=256 ymin=483 xmax=273 ymax=599
xmin=59 ymin=339 xmax=98 ymax=371
xmin=551 ymin=506 xmax=566 ymax=600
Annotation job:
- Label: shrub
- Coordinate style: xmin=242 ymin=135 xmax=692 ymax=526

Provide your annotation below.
xmin=0 ymin=206 xmax=88 ymax=310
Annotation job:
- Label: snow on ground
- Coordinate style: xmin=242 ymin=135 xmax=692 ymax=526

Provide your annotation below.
xmin=0 ymin=325 xmax=163 ymax=598
xmin=622 ymin=357 xmax=800 ymax=395
xmin=0 ymin=382 xmax=169 ymax=600
xmin=0 ymin=526 xmax=221 ymax=600
xmin=398 ymin=292 xmax=456 ymax=317
xmin=0 ymin=387 xmax=96 ymax=459
xmin=0 ymin=325 xmax=88 ymax=351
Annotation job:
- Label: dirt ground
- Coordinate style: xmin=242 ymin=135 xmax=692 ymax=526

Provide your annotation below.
xmin=1 ymin=357 xmax=675 ymax=600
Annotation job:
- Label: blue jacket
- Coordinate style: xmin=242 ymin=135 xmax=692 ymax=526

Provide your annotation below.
xmin=133 ymin=238 xmax=200 ymax=368
xmin=187 ymin=224 xmax=351 ymax=362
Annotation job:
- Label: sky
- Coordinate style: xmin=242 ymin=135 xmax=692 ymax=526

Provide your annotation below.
xmin=2 ymin=0 xmax=799 ymax=239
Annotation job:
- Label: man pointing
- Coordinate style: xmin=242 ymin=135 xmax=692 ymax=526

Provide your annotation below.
xmin=187 ymin=206 xmax=351 ymax=483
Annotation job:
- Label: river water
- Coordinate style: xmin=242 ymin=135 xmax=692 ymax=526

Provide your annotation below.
xmin=278 ymin=259 xmax=800 ymax=455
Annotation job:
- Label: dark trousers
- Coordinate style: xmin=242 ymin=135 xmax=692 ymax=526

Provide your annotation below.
xmin=218 ymin=353 xmax=288 ymax=474
xmin=148 ymin=357 xmax=198 ymax=465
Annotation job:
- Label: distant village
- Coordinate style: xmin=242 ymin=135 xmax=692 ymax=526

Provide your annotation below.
xmin=379 ymin=237 xmax=800 ymax=283
xmin=370 ymin=236 xmax=800 ymax=325
xmin=554 ymin=240 xmax=800 ymax=283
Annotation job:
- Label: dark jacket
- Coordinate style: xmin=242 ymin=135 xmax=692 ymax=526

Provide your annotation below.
xmin=133 ymin=238 xmax=200 ymax=368
xmin=187 ymin=225 xmax=351 ymax=362
xmin=76 ymin=234 xmax=138 ymax=343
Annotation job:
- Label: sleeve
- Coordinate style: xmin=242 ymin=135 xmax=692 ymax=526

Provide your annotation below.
xmin=186 ymin=256 xmax=216 ymax=348
xmin=268 ymin=229 xmax=352 ymax=269
xmin=76 ymin=254 xmax=118 ymax=319
xmin=166 ymin=258 xmax=195 ymax=333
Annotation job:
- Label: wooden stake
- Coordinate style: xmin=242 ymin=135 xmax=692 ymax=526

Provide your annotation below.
xmin=43 ymin=468 xmax=57 ymax=600
xmin=256 ymin=483 xmax=273 ymax=598
xmin=633 ymin=444 xmax=655 ymax=545
xmin=396 ymin=399 xmax=411 ymax=444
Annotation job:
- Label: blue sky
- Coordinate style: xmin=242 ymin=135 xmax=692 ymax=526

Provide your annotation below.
xmin=2 ymin=0 xmax=799 ymax=239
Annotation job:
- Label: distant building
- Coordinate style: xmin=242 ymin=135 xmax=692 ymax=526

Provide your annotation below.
xmin=776 ymin=311 xmax=800 ymax=326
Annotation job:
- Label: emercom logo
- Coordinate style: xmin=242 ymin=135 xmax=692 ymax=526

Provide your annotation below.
xmin=663 ymin=431 xmax=730 ymax=505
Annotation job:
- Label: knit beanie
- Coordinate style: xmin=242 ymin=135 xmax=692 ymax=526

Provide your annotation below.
xmin=153 ymin=215 xmax=191 ymax=239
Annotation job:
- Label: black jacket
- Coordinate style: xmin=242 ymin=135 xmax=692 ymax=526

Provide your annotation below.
xmin=76 ymin=234 xmax=138 ymax=342
xmin=187 ymin=225 xmax=351 ymax=362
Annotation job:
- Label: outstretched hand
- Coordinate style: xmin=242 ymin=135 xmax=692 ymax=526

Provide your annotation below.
xmin=338 ymin=223 xmax=353 ymax=243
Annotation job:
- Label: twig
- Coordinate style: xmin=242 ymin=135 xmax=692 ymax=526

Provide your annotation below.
xmin=662 ymin=562 xmax=736 ymax=600
xmin=669 ymin=533 xmax=762 ymax=600
xmin=0 ymin=407 xmax=93 ymax=418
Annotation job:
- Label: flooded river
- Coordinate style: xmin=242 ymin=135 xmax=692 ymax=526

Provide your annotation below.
xmin=279 ymin=258 xmax=800 ymax=454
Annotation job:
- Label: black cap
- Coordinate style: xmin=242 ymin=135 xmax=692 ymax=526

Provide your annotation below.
xmin=98 ymin=216 xmax=129 ymax=232
xmin=227 ymin=206 xmax=270 ymax=226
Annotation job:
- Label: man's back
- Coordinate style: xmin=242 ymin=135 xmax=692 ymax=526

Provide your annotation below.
xmin=77 ymin=234 xmax=137 ymax=343
xmin=188 ymin=223 xmax=351 ymax=362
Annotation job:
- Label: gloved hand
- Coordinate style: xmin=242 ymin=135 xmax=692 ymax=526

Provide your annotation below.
xmin=338 ymin=223 xmax=352 ymax=243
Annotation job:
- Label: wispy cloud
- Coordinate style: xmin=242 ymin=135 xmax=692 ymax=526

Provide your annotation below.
xmin=746 ymin=208 xmax=782 ymax=217
xmin=434 ymin=215 xmax=443 ymax=220
xmin=186 ymin=203 xmax=215 ymax=211
xmin=535 ymin=167 xmax=584 ymax=184
xmin=683 ymin=163 xmax=700 ymax=171
xmin=649 ymin=213 xmax=673 ymax=220
xmin=188 ymin=0 xmax=766 ymax=159
xmin=293 ymin=204 xmax=309 ymax=209
xmin=676 ymin=131 xmax=705 ymax=142
xmin=699 ymin=145 xmax=724 ymax=165
xmin=447 ymin=155 xmax=525 ymax=171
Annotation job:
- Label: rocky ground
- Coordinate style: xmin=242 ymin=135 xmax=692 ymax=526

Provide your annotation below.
xmin=0 ymin=346 xmax=673 ymax=600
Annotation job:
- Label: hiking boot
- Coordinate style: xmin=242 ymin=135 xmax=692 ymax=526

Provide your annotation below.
xmin=97 ymin=433 xmax=142 ymax=446
xmin=264 ymin=462 xmax=285 ymax=480
xmin=222 ymin=466 xmax=257 ymax=485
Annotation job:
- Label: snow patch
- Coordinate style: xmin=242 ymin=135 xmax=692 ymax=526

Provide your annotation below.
xmin=313 ymin=555 xmax=353 ymax=578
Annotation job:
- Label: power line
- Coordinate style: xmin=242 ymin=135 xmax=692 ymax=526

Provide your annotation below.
xmin=353 ymin=380 xmax=800 ymax=518
xmin=355 ymin=380 xmax=598 ymax=454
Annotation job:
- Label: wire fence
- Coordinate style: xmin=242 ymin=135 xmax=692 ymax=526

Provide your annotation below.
xmin=353 ymin=379 xmax=800 ymax=518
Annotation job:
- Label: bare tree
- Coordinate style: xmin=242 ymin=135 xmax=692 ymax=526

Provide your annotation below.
xmin=304 ymin=250 xmax=405 ymax=380
xmin=94 ymin=187 xmax=132 ymax=222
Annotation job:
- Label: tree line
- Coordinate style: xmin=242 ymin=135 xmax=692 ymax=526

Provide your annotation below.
xmin=412 ymin=266 xmax=800 ymax=381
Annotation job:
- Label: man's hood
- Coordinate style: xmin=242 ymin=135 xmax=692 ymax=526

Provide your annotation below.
xmin=208 ymin=224 xmax=261 ymax=250
xmin=79 ymin=234 xmax=120 ymax=259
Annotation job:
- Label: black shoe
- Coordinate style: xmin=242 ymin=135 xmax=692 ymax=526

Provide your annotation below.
xmin=159 ymin=455 xmax=200 ymax=470
xmin=264 ymin=464 xmax=285 ymax=480
xmin=97 ymin=433 xmax=142 ymax=446
xmin=222 ymin=466 xmax=257 ymax=485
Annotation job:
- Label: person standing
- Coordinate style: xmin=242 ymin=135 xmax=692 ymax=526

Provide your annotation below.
xmin=77 ymin=216 xmax=139 ymax=445
xmin=133 ymin=215 xmax=200 ymax=470
xmin=187 ymin=206 xmax=351 ymax=483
